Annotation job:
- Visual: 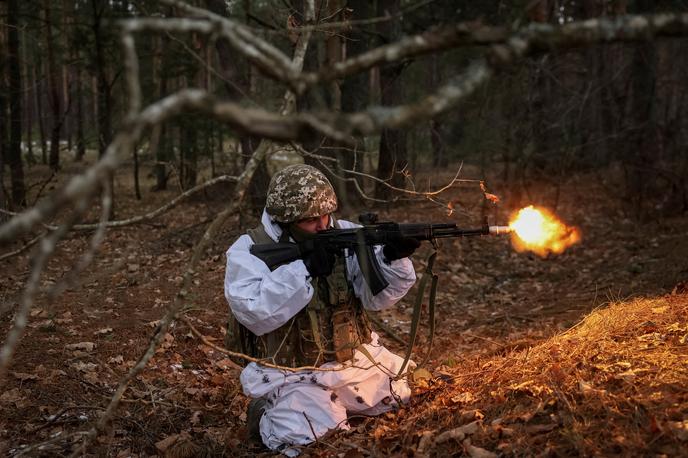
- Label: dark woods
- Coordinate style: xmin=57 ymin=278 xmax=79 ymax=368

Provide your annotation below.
xmin=0 ymin=0 xmax=686 ymax=219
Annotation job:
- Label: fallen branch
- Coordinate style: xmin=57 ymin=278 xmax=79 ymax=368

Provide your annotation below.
xmin=0 ymin=231 xmax=44 ymax=262
xmin=73 ymin=174 xmax=238 ymax=230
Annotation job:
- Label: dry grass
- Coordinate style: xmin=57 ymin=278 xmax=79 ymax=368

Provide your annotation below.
xmin=316 ymin=293 xmax=688 ymax=457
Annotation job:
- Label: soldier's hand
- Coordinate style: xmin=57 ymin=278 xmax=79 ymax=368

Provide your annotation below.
xmin=303 ymin=240 xmax=335 ymax=277
xmin=383 ymin=236 xmax=421 ymax=261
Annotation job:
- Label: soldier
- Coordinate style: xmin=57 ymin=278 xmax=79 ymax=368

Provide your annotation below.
xmin=224 ymin=164 xmax=419 ymax=455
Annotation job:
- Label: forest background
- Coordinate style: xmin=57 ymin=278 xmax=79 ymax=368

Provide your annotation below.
xmin=1 ymin=0 xmax=687 ymax=456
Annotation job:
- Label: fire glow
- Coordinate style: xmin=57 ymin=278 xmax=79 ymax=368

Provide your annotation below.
xmin=509 ymin=205 xmax=581 ymax=257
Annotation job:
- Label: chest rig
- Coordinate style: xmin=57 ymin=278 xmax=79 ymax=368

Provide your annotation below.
xmin=226 ymin=220 xmax=372 ymax=368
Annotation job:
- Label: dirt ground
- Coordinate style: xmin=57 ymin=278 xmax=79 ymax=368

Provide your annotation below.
xmin=1 ymin=161 xmax=687 ymax=456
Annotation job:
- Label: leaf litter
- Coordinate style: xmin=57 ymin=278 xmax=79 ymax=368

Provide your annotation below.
xmin=1 ymin=167 xmax=687 ymax=456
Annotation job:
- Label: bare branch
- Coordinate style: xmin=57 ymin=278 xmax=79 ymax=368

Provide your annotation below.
xmin=300 ymin=23 xmax=508 ymax=86
xmin=157 ymin=0 xmax=301 ymax=89
xmin=292 ymin=143 xmax=478 ymax=211
xmin=288 ymin=0 xmax=438 ymax=34
xmin=70 ymin=6 xmax=319 ymax=452
xmin=73 ymin=174 xmax=239 ymax=230
xmin=0 ymin=195 xmax=92 ymax=383
xmin=44 ymin=182 xmax=112 ymax=302
xmin=0 ymin=89 xmax=345 ymax=245
xmin=0 ymin=231 xmax=44 ymax=262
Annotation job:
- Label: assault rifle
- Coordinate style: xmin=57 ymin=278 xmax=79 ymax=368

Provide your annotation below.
xmin=250 ymin=213 xmax=511 ymax=296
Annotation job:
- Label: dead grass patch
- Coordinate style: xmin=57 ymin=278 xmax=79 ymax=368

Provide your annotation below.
xmin=319 ymin=293 xmax=688 ymax=457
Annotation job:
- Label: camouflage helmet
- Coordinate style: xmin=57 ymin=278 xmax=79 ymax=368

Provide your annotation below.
xmin=265 ymin=164 xmax=338 ymax=223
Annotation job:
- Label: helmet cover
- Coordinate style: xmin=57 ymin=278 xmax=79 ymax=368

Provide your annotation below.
xmin=265 ymin=164 xmax=338 ymax=223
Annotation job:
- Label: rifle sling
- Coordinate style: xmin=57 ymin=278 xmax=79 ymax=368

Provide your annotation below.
xmin=396 ymin=250 xmax=438 ymax=378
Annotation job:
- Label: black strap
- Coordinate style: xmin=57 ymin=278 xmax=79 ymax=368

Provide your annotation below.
xmin=396 ymin=250 xmax=438 ymax=378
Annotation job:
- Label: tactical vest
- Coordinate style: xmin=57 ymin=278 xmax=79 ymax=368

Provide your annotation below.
xmin=226 ymin=220 xmax=372 ymax=368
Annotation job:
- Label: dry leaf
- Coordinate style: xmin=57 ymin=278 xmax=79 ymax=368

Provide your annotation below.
xmin=615 ymin=370 xmax=638 ymax=382
xmin=0 ymin=388 xmax=23 ymax=404
xmin=65 ymin=342 xmax=95 ymax=352
xmin=155 ymin=434 xmax=180 ymax=452
xmin=416 ymin=430 xmax=435 ymax=456
xmin=460 ymin=409 xmax=485 ymax=422
xmin=71 ymin=361 xmax=98 ymax=373
xmin=214 ymin=358 xmax=239 ymax=371
xmin=451 ymin=392 xmax=475 ymax=404
xmin=108 ymin=355 xmax=124 ymax=365
xmin=11 ymin=372 xmax=38 ymax=381
xmin=435 ymin=421 xmax=480 ymax=444
xmin=412 ymin=368 xmax=433 ymax=382
xmin=484 ymin=192 xmax=500 ymax=204
xmin=667 ymin=420 xmax=688 ymax=441
xmin=160 ymin=333 xmax=175 ymax=350
xmin=578 ymin=380 xmax=607 ymax=397
xmin=94 ymin=327 xmax=113 ymax=335
xmin=465 ymin=442 xmax=497 ymax=458
xmin=525 ymin=423 xmax=558 ymax=434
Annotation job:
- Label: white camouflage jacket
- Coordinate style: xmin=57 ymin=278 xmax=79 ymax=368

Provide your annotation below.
xmin=224 ymin=210 xmax=417 ymax=337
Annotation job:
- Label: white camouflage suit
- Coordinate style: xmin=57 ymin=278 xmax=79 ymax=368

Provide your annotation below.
xmin=224 ymin=210 xmax=417 ymax=455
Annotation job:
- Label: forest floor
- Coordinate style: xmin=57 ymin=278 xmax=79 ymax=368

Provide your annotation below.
xmin=1 ymin=161 xmax=687 ymax=457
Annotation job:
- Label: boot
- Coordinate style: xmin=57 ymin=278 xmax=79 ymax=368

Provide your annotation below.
xmin=247 ymin=398 xmax=267 ymax=443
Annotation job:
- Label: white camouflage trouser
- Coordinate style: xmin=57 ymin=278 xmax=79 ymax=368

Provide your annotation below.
xmin=240 ymin=333 xmax=414 ymax=456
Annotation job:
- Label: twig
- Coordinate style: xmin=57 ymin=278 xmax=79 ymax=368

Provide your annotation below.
xmin=303 ymin=411 xmax=319 ymax=443
xmin=28 ymin=406 xmax=105 ymax=434
xmin=29 ymin=171 xmax=57 ymax=207
xmin=13 ymin=431 xmax=84 ymax=457
xmin=366 ymin=313 xmax=407 ymax=346
xmin=0 ymin=232 xmax=44 ymax=262
xmin=45 ymin=181 xmax=111 ymax=302
xmin=293 ymin=142 xmax=476 ymax=200
xmin=180 ymin=314 xmax=380 ymax=373
xmin=72 ymin=174 xmax=239 ymax=230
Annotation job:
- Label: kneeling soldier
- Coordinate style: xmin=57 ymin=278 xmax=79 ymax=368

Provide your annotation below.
xmin=224 ymin=164 xmax=418 ymax=455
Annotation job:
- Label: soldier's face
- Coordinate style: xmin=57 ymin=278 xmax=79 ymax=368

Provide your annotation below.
xmin=294 ymin=214 xmax=330 ymax=233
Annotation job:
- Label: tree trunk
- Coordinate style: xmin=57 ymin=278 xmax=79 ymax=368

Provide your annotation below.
xmin=62 ymin=0 xmax=72 ymax=155
xmin=152 ymin=34 xmax=168 ymax=190
xmin=92 ymin=0 xmax=112 ymax=159
xmin=90 ymin=0 xmax=115 ymax=217
xmin=375 ymin=0 xmax=408 ymax=200
xmin=206 ymin=0 xmax=266 ymax=211
xmin=134 ymin=143 xmax=141 ymax=199
xmin=0 ymin=6 xmax=7 ymax=215
xmin=22 ymin=30 xmax=36 ymax=166
xmin=428 ymin=54 xmax=447 ymax=168
xmin=626 ymin=0 xmax=657 ymax=220
xmin=181 ymin=122 xmax=198 ymax=190
xmin=8 ymin=0 xmax=26 ymax=207
xmin=338 ymin=0 xmax=371 ymax=206
xmin=34 ymin=63 xmax=48 ymax=164
xmin=75 ymin=62 xmax=86 ymax=162
xmin=45 ymin=0 xmax=63 ymax=172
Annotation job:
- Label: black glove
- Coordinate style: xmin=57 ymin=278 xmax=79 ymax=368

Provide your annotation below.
xmin=383 ymin=236 xmax=421 ymax=261
xmin=302 ymin=240 xmax=336 ymax=277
